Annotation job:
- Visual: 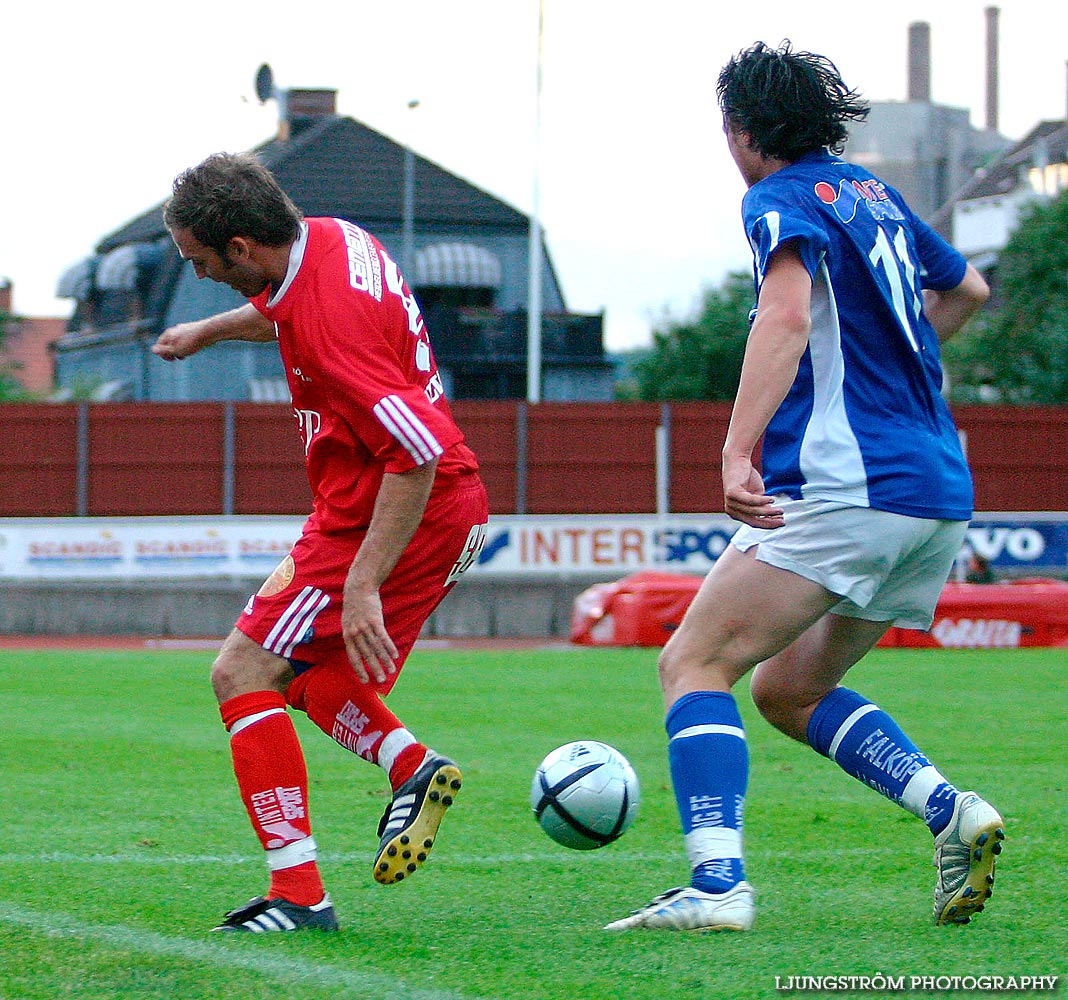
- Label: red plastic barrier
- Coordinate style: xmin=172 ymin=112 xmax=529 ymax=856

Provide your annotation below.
xmin=570 ymin=570 xmax=702 ymax=647
xmin=879 ymin=579 xmax=1068 ymax=648
xmin=571 ymin=572 xmax=1068 ymax=649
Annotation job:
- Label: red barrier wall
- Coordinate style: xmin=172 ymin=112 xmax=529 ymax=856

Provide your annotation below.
xmin=669 ymin=403 xmax=733 ymax=514
xmin=232 ymin=404 xmax=311 ymax=515
xmin=451 ymin=401 xmax=519 ymax=515
xmin=571 ymin=572 xmax=1068 ymax=649
xmin=526 ymin=402 xmax=661 ymax=514
xmin=0 ymin=405 xmax=79 ymax=516
xmin=4 ymin=401 xmax=1068 ymax=517
xmin=88 ymin=404 xmax=225 ymax=516
xmin=954 ymin=406 xmax=1068 ymax=511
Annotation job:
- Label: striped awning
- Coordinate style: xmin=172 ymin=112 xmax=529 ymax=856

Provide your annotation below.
xmin=55 ymin=256 xmax=98 ymax=299
xmin=96 ymin=242 xmax=164 ymax=291
xmin=414 ymin=243 xmax=502 ymax=289
xmin=249 ymin=378 xmax=291 ymax=403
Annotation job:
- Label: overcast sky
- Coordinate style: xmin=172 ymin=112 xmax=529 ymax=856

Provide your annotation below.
xmin=2 ymin=0 xmax=1066 ymax=350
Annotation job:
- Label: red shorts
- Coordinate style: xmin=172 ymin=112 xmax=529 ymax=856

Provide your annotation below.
xmin=237 ymin=474 xmax=488 ymax=697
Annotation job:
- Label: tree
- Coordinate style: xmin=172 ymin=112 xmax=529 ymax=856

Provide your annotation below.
xmin=942 ymin=191 xmax=1068 ymax=404
xmin=0 ymin=304 xmax=28 ymax=401
xmin=625 ymin=271 xmax=753 ymax=401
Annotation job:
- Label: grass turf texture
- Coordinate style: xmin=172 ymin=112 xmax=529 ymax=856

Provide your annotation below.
xmin=0 ymin=645 xmax=1064 ymax=1000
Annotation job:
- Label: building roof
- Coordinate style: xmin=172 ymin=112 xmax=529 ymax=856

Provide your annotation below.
xmin=931 ymin=119 xmax=1068 ymax=231
xmin=98 ymin=113 xmax=530 ymax=254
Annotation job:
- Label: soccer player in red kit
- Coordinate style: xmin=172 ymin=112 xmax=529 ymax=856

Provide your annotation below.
xmin=153 ymin=152 xmax=489 ymax=933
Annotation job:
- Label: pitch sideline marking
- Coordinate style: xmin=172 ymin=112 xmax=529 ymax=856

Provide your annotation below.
xmin=0 ymin=846 xmax=877 ymax=867
xmin=0 ymin=902 xmax=482 ymax=1000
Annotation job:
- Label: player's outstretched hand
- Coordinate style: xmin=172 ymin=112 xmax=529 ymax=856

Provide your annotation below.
xmin=341 ymin=585 xmax=400 ymax=685
xmin=722 ymin=455 xmax=785 ymax=529
xmin=152 ymin=321 xmax=211 ymax=361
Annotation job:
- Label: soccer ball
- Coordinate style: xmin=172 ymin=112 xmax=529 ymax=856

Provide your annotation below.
xmin=531 ymin=740 xmax=640 ymax=850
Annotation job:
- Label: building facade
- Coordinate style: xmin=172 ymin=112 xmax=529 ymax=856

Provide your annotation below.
xmin=0 ymin=281 xmax=65 ymax=397
xmin=52 ymin=88 xmax=614 ymax=402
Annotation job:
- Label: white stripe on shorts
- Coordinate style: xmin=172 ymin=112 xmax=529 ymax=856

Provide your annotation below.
xmin=264 ymin=585 xmax=330 ymax=659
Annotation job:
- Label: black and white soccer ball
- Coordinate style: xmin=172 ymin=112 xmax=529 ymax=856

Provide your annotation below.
xmin=530 ymin=740 xmax=640 ymax=850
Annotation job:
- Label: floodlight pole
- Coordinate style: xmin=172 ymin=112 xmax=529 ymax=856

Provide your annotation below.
xmin=402 ymin=99 xmax=420 ymax=275
xmin=526 ymin=0 xmax=544 ymax=405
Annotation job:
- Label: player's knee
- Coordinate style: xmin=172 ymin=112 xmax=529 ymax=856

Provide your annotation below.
xmin=750 ymin=671 xmax=792 ymax=722
xmin=210 ymin=652 xmax=244 ymax=702
xmin=657 ymin=637 xmax=738 ymax=698
xmin=656 ymin=641 xmax=685 ymax=693
xmin=750 ymin=673 xmax=783 ymax=721
xmin=750 ymin=671 xmax=812 ymax=742
xmin=210 ymin=640 xmax=290 ymax=703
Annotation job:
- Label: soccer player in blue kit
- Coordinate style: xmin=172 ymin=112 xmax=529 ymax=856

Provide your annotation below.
xmin=606 ymin=41 xmax=1003 ymax=932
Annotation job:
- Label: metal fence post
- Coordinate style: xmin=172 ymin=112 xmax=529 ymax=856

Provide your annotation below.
xmin=515 ymin=400 xmax=528 ymax=515
xmin=222 ymin=401 xmax=236 ymax=516
xmin=76 ymin=403 xmax=90 ymax=517
xmin=656 ymin=402 xmax=672 ymax=515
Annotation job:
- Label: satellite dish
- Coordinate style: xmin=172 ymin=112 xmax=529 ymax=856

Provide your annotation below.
xmin=255 ymin=63 xmax=275 ymax=103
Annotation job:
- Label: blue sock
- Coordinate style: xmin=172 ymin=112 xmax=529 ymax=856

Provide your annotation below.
xmin=666 ymin=691 xmax=747 ymax=893
xmin=807 ymin=687 xmax=958 ymax=835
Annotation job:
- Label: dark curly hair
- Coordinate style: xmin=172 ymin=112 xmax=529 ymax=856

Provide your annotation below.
xmin=163 ymin=152 xmax=302 ymax=255
xmin=717 ymin=41 xmax=869 ymax=161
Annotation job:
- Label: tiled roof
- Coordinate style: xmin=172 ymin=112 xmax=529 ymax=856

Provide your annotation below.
xmin=97 ymin=114 xmax=528 ymax=253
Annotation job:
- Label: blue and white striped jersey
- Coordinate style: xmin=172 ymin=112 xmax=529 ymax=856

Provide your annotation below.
xmin=741 ymin=150 xmax=973 ymax=521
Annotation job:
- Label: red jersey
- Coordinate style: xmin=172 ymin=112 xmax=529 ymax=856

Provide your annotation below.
xmin=251 ymin=218 xmax=479 ymax=534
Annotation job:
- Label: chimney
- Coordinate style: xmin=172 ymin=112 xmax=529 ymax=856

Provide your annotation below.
xmin=271 ymin=88 xmax=337 ymax=143
xmin=286 ymin=88 xmax=337 ymax=119
xmin=907 ymin=21 xmax=931 ymax=102
xmin=985 ymin=6 xmax=1000 ymax=131
xmin=0 ymin=279 xmax=12 ymax=316
xmin=277 ymin=88 xmax=338 ymax=142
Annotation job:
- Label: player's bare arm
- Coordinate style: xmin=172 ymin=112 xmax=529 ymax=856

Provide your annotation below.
xmin=922 ymin=264 xmax=990 ymax=342
xmin=342 ymin=458 xmax=439 ymax=684
xmin=721 ymin=245 xmax=811 ymax=528
xmin=152 ymin=304 xmax=276 ymax=360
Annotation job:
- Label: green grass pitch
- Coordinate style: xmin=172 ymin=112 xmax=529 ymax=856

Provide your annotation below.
xmin=0 ymin=643 xmax=1064 ymax=999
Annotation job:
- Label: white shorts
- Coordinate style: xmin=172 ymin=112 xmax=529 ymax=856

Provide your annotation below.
xmin=729 ymin=498 xmax=968 ymax=629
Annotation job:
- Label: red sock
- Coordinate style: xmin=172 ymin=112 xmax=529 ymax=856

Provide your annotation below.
xmin=221 ymin=691 xmax=325 ymax=907
xmin=268 ymin=861 xmax=324 ymax=907
xmin=289 ymin=669 xmax=427 ymax=789
xmin=388 ymin=742 xmax=428 ymax=790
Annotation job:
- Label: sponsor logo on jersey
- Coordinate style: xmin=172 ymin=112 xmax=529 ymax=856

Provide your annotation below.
xmin=814 ymin=177 xmax=906 ymax=224
xmin=294 ymin=408 xmax=322 ymax=455
xmin=425 ymin=370 xmax=445 ymax=404
xmin=337 ymin=219 xmax=383 ymax=300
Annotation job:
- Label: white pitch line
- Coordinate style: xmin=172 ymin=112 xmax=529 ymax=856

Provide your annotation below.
xmin=0 ymin=846 xmax=879 ymax=867
xmin=0 ymin=850 xmax=647 ymax=867
xmin=0 ymin=902 xmax=487 ymax=1000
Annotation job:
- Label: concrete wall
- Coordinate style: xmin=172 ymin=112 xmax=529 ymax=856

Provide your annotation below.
xmin=0 ymin=574 xmax=611 ymax=640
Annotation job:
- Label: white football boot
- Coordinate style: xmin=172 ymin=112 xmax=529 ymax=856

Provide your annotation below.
xmin=933 ymin=791 xmax=1005 ymax=925
xmin=604 ymin=881 xmax=755 ymax=932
